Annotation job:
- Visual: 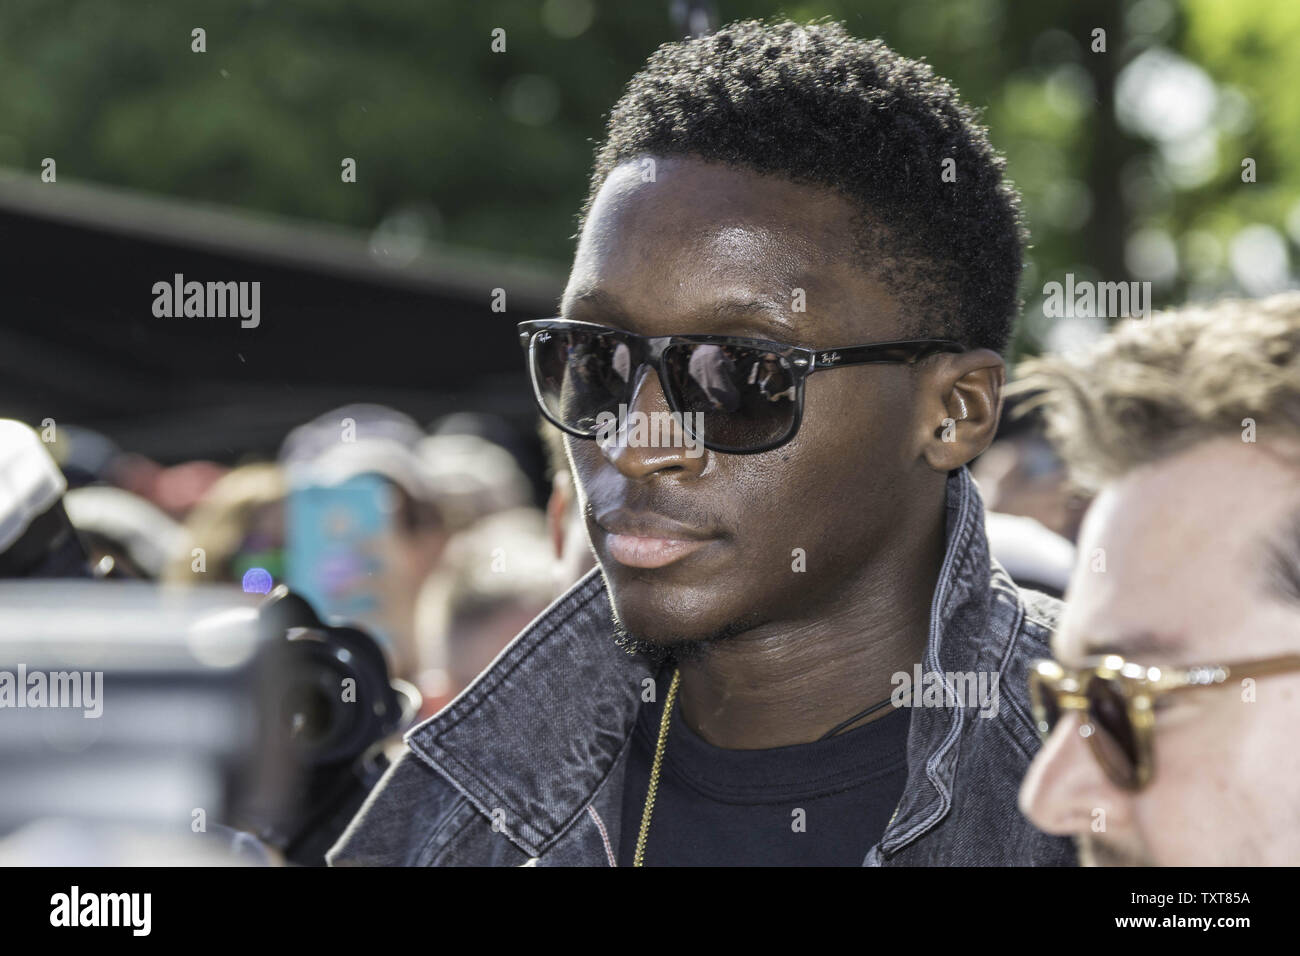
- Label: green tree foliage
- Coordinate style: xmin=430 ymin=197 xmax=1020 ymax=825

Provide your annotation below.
xmin=3 ymin=0 xmax=1297 ymax=356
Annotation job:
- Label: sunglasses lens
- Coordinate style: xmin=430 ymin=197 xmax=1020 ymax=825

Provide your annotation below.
xmin=665 ymin=344 xmax=799 ymax=451
xmin=529 ymin=328 xmax=633 ymax=433
xmin=1031 ymin=678 xmax=1061 ymax=738
xmin=1086 ymin=676 xmax=1140 ymax=788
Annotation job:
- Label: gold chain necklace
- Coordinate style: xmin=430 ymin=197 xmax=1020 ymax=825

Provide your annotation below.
xmin=632 ymin=668 xmax=680 ymax=867
xmin=631 ymin=672 xmax=904 ymax=864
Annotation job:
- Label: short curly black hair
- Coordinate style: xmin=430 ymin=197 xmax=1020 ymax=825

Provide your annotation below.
xmin=581 ymin=19 xmax=1025 ymax=354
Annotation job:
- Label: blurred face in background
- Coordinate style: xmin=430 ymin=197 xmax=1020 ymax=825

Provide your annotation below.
xmin=391 ymin=487 xmax=447 ymax=588
xmin=563 ymin=156 xmax=948 ymax=655
xmin=1020 ymin=437 xmax=1300 ymax=865
xmin=413 ymin=507 xmax=556 ymax=717
xmin=972 ymin=434 xmax=1087 ymax=542
xmin=373 ymin=484 xmax=446 ymax=680
xmin=546 ymin=467 xmax=597 ymax=595
xmin=229 ymin=500 xmax=286 ymax=584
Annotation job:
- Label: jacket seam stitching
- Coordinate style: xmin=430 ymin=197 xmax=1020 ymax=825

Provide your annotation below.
xmin=996 ymin=594 xmax=1039 ymax=744
xmin=587 ymin=805 xmax=617 ymax=867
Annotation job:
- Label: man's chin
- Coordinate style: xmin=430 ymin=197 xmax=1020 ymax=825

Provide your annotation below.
xmin=1078 ymin=835 xmax=1154 ymax=867
xmin=610 ymin=608 xmax=765 ymax=666
xmin=612 ymin=623 xmax=713 ymax=665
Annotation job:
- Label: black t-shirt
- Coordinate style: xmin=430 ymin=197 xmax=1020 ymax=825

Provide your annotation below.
xmin=617 ymin=683 xmax=911 ymax=866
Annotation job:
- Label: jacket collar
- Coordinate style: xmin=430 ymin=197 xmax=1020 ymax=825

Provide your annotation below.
xmin=876 ymin=465 xmax=1002 ymax=854
xmin=406 ymin=567 xmax=646 ymax=857
xmin=406 ymin=467 xmax=999 ymax=859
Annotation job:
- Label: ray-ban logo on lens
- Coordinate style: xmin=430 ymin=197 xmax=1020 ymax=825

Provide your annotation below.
xmin=595 ymin=404 xmax=704 ymax=458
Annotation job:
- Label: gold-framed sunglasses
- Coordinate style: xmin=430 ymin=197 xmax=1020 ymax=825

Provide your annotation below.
xmin=1028 ymin=653 xmax=1300 ymax=791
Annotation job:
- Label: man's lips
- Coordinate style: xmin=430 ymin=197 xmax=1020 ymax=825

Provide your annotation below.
xmin=605 ymin=534 xmax=710 ymax=569
xmin=593 ymin=509 xmax=719 ymax=569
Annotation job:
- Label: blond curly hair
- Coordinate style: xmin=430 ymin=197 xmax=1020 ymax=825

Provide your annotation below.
xmin=1011 ymin=292 xmax=1300 ymax=492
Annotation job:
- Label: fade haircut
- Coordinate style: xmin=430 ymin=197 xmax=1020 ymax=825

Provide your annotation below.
xmin=581 ymin=18 xmax=1025 ymax=353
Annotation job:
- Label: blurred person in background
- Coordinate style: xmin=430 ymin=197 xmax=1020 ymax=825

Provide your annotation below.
xmin=413 ymin=506 xmax=556 ymax=719
xmin=274 ymin=404 xmax=534 ymax=683
xmin=1016 ymin=293 xmax=1300 ymax=866
xmin=44 ymin=423 xmax=229 ymax=521
xmin=971 ymin=393 xmax=1089 ymax=543
xmin=971 ymin=394 xmax=1089 ymax=598
xmin=164 ymin=461 xmax=287 ymax=588
xmin=428 ymin=411 xmax=547 ymax=505
xmin=414 ymin=430 xmax=534 ymax=534
xmin=281 ymin=405 xmax=445 ymax=681
xmin=142 ymin=460 xmax=231 ymax=521
xmin=540 ymin=421 xmax=598 ymax=597
xmin=42 ymin=425 xmax=124 ymax=491
xmin=64 ymin=485 xmax=186 ymax=579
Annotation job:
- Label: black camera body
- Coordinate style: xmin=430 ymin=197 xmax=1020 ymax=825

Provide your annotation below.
xmin=242 ymin=586 xmax=414 ymax=865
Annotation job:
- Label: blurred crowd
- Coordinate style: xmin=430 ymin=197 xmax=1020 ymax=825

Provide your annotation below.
xmin=40 ymin=405 xmax=600 ymax=722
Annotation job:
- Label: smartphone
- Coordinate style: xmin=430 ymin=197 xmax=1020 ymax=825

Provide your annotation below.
xmin=285 ymin=473 xmax=395 ymax=654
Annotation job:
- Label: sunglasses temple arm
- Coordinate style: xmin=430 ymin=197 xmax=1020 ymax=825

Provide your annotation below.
xmin=821 ymin=342 xmax=964 ymax=370
xmin=1223 ymin=654 xmax=1300 ymax=681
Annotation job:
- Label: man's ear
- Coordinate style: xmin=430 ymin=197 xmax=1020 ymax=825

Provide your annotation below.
xmin=917 ymin=348 xmax=1004 ymax=472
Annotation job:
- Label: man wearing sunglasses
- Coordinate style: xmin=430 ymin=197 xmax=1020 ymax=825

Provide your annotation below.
xmin=1016 ymin=294 xmax=1300 ymax=866
xmin=330 ymin=20 xmax=1074 ymax=866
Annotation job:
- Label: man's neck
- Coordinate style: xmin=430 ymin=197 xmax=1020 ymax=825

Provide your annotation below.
xmin=675 ymin=494 xmax=947 ymax=750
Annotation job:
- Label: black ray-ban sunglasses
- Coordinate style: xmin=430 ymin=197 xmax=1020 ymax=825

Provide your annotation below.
xmin=518 ymin=318 xmax=964 ymax=454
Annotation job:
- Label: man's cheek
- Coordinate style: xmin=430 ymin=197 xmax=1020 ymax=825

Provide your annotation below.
xmin=744 ymin=513 xmax=847 ymax=588
xmin=1138 ymin=741 xmax=1242 ymax=865
xmin=736 ymin=531 xmax=808 ymax=577
xmin=568 ymin=451 xmax=610 ymax=510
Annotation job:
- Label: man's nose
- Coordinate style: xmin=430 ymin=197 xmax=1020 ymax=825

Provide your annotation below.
xmin=1019 ymin=710 xmax=1132 ymax=837
xmin=600 ymin=365 xmax=708 ymax=480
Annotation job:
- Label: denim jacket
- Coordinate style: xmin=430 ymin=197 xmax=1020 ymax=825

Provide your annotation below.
xmin=328 ymin=467 xmax=1076 ymax=867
